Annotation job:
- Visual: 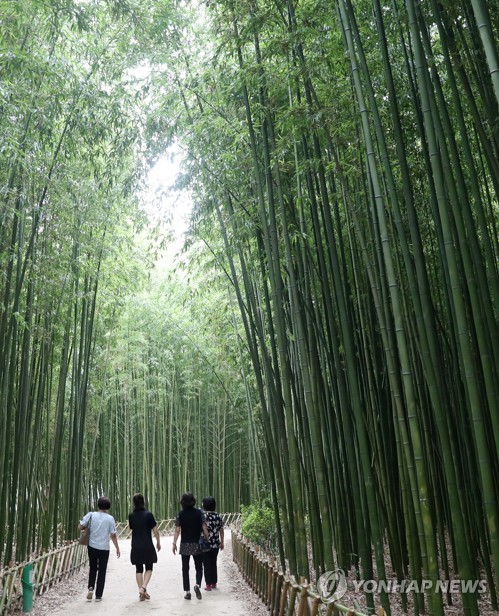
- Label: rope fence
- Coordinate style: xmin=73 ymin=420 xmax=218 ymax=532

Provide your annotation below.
xmin=232 ymin=532 xmax=386 ymax=616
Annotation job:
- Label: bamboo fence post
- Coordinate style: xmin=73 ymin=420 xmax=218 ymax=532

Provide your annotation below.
xmin=325 ymin=602 xmax=335 ymax=616
xmin=238 ymin=537 xmax=244 ymax=576
xmin=268 ymin=563 xmax=274 ymax=609
xmin=253 ymin=548 xmax=257 ymax=593
xmin=60 ymin=547 xmax=68 ymax=581
xmin=256 ymin=551 xmax=260 ymax=596
xmin=66 ymin=545 xmax=75 ymax=577
xmin=266 ymin=560 xmax=271 ymax=605
xmin=249 ymin=544 xmax=253 ymax=587
xmin=287 ymin=579 xmax=299 ymax=616
xmin=39 ymin=552 xmax=51 ymax=593
xmin=254 ymin=551 xmax=259 ymax=595
xmin=54 ymin=548 xmax=62 ymax=585
xmin=242 ymin=539 xmax=247 ymax=582
xmin=268 ymin=562 xmax=274 ymax=605
xmin=261 ymin=553 xmax=267 ymax=600
xmin=273 ymin=570 xmax=284 ymax=615
xmin=310 ymin=594 xmax=321 ymax=616
xmin=69 ymin=543 xmax=79 ymax=575
xmin=258 ymin=554 xmax=263 ymax=600
xmin=260 ymin=556 xmax=265 ymax=600
xmin=62 ymin=545 xmax=72 ymax=581
xmin=49 ymin=549 xmax=58 ymax=587
xmin=0 ymin=569 xmax=16 ymax=613
xmin=270 ymin=566 xmax=278 ymax=614
xmin=297 ymin=580 xmax=308 ymax=616
xmin=231 ymin=534 xmax=236 ymax=563
xmin=33 ymin=555 xmax=42 ymax=592
xmin=74 ymin=544 xmax=86 ymax=573
xmin=279 ymin=579 xmax=290 ymax=616
xmin=243 ymin=545 xmax=251 ymax=586
xmin=63 ymin=546 xmax=70 ymax=579
xmin=50 ymin=549 xmax=57 ymax=586
xmin=67 ymin=545 xmax=74 ymax=575
xmin=58 ymin=548 xmax=66 ymax=584
xmin=0 ymin=572 xmax=5 ymax=613
xmin=46 ymin=552 xmax=55 ymax=591
xmin=252 ymin=546 xmax=257 ymax=591
xmin=52 ymin=550 xmax=60 ymax=586
xmin=244 ymin=541 xmax=250 ymax=583
xmin=260 ymin=554 xmax=266 ymax=600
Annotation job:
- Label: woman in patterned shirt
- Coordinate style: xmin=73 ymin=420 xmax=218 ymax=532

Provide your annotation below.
xmin=201 ymin=496 xmax=224 ymax=590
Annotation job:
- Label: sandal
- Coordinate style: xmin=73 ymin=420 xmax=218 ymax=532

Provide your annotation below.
xmin=141 ymin=587 xmax=150 ymax=600
xmin=139 ymin=588 xmax=146 ymax=601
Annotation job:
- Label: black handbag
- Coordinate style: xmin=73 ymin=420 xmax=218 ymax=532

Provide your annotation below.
xmin=199 ymin=536 xmax=211 ymax=552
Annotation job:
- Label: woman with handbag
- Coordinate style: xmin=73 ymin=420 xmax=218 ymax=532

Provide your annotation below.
xmin=128 ymin=493 xmax=161 ymax=601
xmin=172 ymin=492 xmax=209 ymax=600
xmin=201 ymin=496 xmax=224 ymax=591
xmin=79 ymin=496 xmax=121 ymax=602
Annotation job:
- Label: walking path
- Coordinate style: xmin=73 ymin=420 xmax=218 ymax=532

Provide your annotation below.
xmin=33 ymin=531 xmax=265 ymax=615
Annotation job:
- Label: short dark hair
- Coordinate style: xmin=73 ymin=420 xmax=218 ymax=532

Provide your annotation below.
xmin=180 ymin=492 xmax=196 ymax=509
xmin=98 ymin=496 xmax=111 ymax=510
xmin=202 ymin=496 xmax=216 ymax=511
xmin=133 ymin=493 xmax=145 ymax=508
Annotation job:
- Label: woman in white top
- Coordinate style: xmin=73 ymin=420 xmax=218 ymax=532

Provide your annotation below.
xmin=79 ymin=496 xmax=121 ymax=601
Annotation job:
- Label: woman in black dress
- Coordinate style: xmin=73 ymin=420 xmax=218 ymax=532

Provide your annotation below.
xmin=128 ymin=493 xmax=161 ymax=601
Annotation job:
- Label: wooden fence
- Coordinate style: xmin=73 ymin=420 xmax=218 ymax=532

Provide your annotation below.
xmin=0 ymin=541 xmax=87 ymax=615
xmin=232 ymin=532 xmax=386 ymax=616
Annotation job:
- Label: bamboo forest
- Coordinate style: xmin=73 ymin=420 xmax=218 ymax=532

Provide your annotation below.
xmin=1 ymin=0 xmax=498 ymax=614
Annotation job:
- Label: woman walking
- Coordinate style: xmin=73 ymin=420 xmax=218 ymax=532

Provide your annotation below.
xmin=79 ymin=495 xmax=120 ymax=602
xmin=128 ymin=493 xmax=161 ymax=601
xmin=172 ymin=492 xmax=209 ymax=600
xmin=201 ymin=496 xmax=224 ymax=591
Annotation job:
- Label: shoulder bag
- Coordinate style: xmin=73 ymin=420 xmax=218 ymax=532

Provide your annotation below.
xmin=199 ymin=535 xmax=211 ymax=552
xmin=79 ymin=514 xmax=92 ymax=546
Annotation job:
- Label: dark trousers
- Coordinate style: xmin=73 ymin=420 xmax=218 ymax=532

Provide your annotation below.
xmin=87 ymin=546 xmax=110 ymax=598
xmin=181 ymin=554 xmax=203 ymax=591
xmin=203 ymin=548 xmax=220 ymax=585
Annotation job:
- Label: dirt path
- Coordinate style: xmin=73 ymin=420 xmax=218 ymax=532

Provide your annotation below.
xmin=27 ymin=530 xmax=267 ymax=615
